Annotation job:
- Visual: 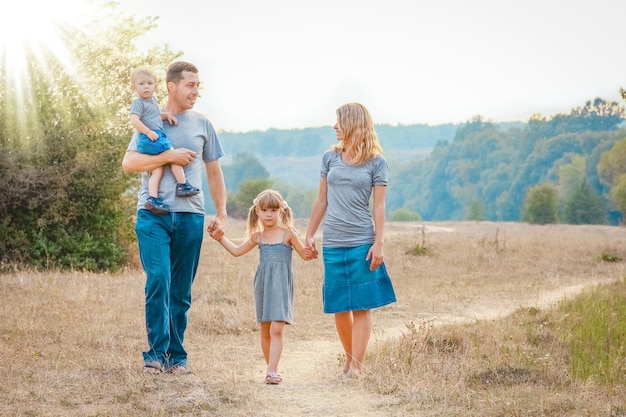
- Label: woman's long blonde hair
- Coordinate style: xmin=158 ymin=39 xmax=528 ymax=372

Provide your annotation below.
xmin=331 ymin=102 xmax=383 ymax=165
xmin=245 ymin=189 xmax=295 ymax=240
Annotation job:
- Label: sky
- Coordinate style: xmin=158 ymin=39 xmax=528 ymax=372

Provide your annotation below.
xmin=9 ymin=0 xmax=626 ymax=133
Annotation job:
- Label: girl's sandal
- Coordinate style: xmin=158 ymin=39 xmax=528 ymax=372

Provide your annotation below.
xmin=265 ymin=372 xmax=282 ymax=385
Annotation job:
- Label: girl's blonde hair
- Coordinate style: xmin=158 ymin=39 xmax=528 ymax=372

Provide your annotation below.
xmin=245 ymin=189 xmax=295 ymax=240
xmin=331 ymin=102 xmax=383 ymax=165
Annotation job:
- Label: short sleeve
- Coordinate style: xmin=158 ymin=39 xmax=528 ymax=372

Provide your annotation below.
xmin=320 ymin=149 xmax=334 ymax=177
xmin=372 ymin=155 xmax=388 ymax=186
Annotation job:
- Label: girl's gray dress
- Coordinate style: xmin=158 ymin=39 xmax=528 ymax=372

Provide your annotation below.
xmin=254 ymin=232 xmax=294 ymax=324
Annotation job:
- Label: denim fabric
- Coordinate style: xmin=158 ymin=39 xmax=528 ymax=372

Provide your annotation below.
xmin=135 ymin=209 xmax=204 ymax=368
xmin=137 ymin=129 xmax=172 ymax=155
xmin=322 ymin=244 xmax=396 ymax=313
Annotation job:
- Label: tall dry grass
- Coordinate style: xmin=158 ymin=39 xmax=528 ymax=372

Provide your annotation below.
xmin=1 ymin=221 xmax=625 ymax=416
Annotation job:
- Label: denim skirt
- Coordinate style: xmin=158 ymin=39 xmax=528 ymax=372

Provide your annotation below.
xmin=322 ymin=244 xmax=396 ymax=314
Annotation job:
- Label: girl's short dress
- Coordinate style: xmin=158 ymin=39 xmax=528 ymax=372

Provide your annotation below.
xmin=254 ymin=233 xmax=294 ymax=324
xmin=322 ymin=244 xmax=396 ymax=314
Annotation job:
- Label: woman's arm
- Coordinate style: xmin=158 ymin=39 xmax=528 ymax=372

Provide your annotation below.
xmin=305 ymin=176 xmax=328 ymax=249
xmin=288 ymin=229 xmax=312 ymax=261
xmin=367 ymin=184 xmax=387 ymax=270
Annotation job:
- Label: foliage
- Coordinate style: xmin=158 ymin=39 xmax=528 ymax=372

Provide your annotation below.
xmin=218 ymin=123 xmax=457 ymax=157
xmin=562 ymin=182 xmax=607 ymax=224
xmin=610 ymin=174 xmax=626 ymax=215
xmin=0 ymin=3 xmax=180 ymax=271
xmin=558 ymin=279 xmax=626 ymax=386
xmin=384 ymin=101 xmax=625 ymax=223
xmin=222 ymin=152 xmax=270 ymax=192
xmin=227 ymin=178 xmax=274 ymax=219
xmin=522 ymin=183 xmax=558 ymax=224
xmin=466 ymin=199 xmax=486 ymax=221
xmin=227 ymin=177 xmax=319 ymax=220
xmin=598 ymin=138 xmax=626 ymax=219
xmin=389 ymin=207 xmax=421 ymax=221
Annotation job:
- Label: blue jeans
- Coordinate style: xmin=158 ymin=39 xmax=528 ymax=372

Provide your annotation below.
xmin=135 ymin=209 xmax=204 ymax=368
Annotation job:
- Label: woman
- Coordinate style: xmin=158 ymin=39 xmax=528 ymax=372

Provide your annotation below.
xmin=306 ymin=102 xmax=396 ymax=377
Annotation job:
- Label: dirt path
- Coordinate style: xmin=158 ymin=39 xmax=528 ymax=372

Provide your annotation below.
xmin=251 ymin=338 xmax=398 ymax=417
xmin=248 ymin=279 xmax=617 ymax=417
xmin=231 ymin=222 xmax=625 ymax=417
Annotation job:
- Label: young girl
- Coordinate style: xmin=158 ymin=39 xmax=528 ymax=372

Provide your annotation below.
xmin=209 ymin=189 xmax=312 ymax=384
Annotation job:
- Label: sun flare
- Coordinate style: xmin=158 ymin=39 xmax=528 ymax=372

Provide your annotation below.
xmin=1 ymin=1 xmax=95 ymax=139
xmin=0 ymin=1 xmax=93 ymax=89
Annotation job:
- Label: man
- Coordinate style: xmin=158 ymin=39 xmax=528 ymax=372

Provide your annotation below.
xmin=122 ymin=61 xmax=227 ymax=375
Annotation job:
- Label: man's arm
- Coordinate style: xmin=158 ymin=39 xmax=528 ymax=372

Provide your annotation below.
xmin=205 ymin=159 xmax=227 ymax=222
xmin=122 ymin=148 xmax=196 ymax=174
xmin=205 ymin=159 xmax=227 ymax=236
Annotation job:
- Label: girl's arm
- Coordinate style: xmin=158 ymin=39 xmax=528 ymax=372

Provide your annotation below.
xmin=367 ymin=184 xmax=387 ymax=271
xmin=288 ymin=229 xmax=312 ymax=261
xmin=305 ymin=176 xmax=328 ymax=249
xmin=214 ymin=233 xmax=257 ymax=257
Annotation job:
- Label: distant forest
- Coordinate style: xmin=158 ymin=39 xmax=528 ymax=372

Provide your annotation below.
xmin=212 ymin=98 xmax=626 ymax=224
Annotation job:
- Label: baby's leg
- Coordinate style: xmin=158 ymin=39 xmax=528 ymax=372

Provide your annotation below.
xmin=170 ymin=164 xmax=187 ymax=184
xmin=171 ymin=164 xmax=200 ymax=197
xmin=148 ymin=166 xmax=164 ymax=198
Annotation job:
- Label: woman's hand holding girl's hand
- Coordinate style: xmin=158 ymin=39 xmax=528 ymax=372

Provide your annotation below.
xmin=304 ymin=241 xmax=318 ymax=259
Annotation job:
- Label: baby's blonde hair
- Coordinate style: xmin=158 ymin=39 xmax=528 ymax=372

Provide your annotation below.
xmin=130 ymin=66 xmax=158 ymax=85
xmin=245 ymin=189 xmax=295 ymax=240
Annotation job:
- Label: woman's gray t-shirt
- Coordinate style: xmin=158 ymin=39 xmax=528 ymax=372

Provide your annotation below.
xmin=320 ymin=149 xmax=388 ymax=248
xmin=126 ymin=110 xmax=224 ymax=214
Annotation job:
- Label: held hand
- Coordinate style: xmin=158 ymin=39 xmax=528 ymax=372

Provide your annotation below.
xmin=304 ymin=240 xmax=318 ymax=259
xmin=207 ymin=217 xmax=225 ymax=240
xmin=208 ymin=227 xmax=223 ymax=241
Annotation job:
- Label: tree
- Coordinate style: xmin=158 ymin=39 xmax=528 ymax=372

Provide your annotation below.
xmin=522 ymin=184 xmax=558 ymax=225
xmin=466 ymin=199 xmax=486 ymax=221
xmin=562 ymin=182 xmax=606 ymax=224
xmin=598 ymin=137 xmax=626 ymax=219
xmin=610 ymin=174 xmax=626 ymax=217
xmin=598 ymin=138 xmax=626 ymax=187
xmin=229 ymin=178 xmax=274 ymax=219
xmin=0 ymin=3 xmax=179 ymax=270
xmin=222 ymin=152 xmax=270 ymax=192
xmin=389 ymin=208 xmax=421 ymax=222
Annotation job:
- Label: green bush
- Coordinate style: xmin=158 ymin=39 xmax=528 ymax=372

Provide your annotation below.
xmin=389 ymin=207 xmax=421 ymax=222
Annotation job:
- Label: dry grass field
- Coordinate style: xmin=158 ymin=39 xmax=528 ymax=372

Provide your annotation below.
xmin=1 ymin=220 xmax=625 ymax=416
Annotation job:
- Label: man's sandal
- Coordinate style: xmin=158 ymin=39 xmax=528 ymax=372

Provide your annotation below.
xmin=142 ymin=361 xmax=163 ymax=375
xmin=265 ymin=372 xmax=282 ymax=385
xmin=167 ymin=365 xmax=194 ymax=375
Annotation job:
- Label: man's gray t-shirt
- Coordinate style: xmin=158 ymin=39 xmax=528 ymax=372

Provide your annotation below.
xmin=320 ymin=149 xmax=388 ymax=248
xmin=126 ymin=110 xmax=224 ymax=214
xmin=130 ymin=97 xmax=163 ymax=131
